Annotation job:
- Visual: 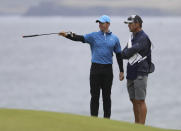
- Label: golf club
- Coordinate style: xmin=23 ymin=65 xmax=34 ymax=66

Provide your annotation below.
xmin=22 ymin=33 xmax=59 ymax=38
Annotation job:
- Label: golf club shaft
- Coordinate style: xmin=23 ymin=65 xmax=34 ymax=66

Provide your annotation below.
xmin=22 ymin=33 xmax=59 ymax=38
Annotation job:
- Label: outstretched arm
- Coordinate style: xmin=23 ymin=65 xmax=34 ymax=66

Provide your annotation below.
xmin=59 ymin=31 xmax=85 ymax=43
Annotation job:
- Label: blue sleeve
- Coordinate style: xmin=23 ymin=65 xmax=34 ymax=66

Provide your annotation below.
xmin=83 ymin=33 xmax=94 ymax=44
xmin=114 ymin=37 xmax=121 ymax=53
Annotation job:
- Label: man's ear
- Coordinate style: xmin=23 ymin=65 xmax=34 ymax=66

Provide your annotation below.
xmin=135 ymin=23 xmax=140 ymax=28
xmin=107 ymin=23 xmax=110 ymax=26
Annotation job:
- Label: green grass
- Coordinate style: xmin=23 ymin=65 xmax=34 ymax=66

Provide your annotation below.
xmin=0 ymin=109 xmax=178 ymax=131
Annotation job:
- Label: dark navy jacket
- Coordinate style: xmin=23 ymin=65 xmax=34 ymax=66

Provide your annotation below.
xmin=121 ymin=30 xmax=151 ymax=80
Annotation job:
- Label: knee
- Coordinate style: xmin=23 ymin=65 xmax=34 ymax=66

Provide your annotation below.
xmin=102 ymin=94 xmax=111 ymax=102
xmin=134 ymin=100 xmax=145 ymax=105
xmin=131 ymin=99 xmax=145 ymax=105
xmin=91 ymin=90 xmax=100 ymax=99
xmin=91 ymin=94 xmax=100 ymax=102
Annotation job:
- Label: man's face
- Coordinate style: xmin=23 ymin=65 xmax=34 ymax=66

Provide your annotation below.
xmin=99 ymin=22 xmax=110 ymax=32
xmin=128 ymin=22 xmax=139 ymax=32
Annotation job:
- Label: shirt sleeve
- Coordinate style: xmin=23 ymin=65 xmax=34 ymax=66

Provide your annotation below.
xmin=65 ymin=33 xmax=85 ymax=43
xmin=121 ymin=36 xmax=150 ymax=59
xmin=83 ymin=33 xmax=94 ymax=44
xmin=114 ymin=38 xmax=121 ymax=53
xmin=116 ymin=53 xmax=124 ymax=72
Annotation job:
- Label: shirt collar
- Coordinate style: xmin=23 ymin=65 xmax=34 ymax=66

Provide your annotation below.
xmin=99 ymin=30 xmax=112 ymax=35
xmin=133 ymin=30 xmax=143 ymax=37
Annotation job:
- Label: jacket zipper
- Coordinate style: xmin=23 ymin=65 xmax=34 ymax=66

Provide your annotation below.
xmin=104 ymin=33 xmax=106 ymax=40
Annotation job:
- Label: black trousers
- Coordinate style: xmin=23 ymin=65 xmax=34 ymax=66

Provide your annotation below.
xmin=90 ymin=63 xmax=113 ymax=118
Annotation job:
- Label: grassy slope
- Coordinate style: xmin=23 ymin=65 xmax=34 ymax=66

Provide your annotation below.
xmin=0 ymin=109 xmax=177 ymax=131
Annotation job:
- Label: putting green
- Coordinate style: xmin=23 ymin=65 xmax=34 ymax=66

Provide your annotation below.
xmin=0 ymin=109 xmax=177 ymax=131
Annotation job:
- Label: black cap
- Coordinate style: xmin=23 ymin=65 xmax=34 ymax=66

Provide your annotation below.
xmin=124 ymin=15 xmax=143 ymax=24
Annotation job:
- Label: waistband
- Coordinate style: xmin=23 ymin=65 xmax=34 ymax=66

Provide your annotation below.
xmin=91 ymin=63 xmax=112 ymax=67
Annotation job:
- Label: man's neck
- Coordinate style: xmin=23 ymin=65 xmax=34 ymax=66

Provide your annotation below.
xmin=133 ymin=28 xmax=142 ymax=35
xmin=101 ymin=29 xmax=109 ymax=33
